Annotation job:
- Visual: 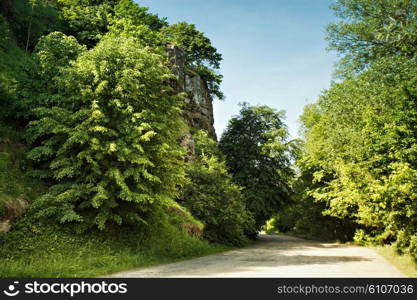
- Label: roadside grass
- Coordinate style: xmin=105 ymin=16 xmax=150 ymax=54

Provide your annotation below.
xmin=0 ymin=239 xmax=229 ymax=278
xmin=373 ymin=245 xmax=417 ymax=277
xmin=0 ymin=216 xmax=231 ymax=278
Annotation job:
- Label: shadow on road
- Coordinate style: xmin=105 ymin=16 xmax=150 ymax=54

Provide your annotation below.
xmin=108 ymin=234 xmax=404 ymax=278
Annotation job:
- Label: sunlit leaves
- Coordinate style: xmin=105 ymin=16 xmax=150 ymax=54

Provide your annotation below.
xmin=28 ymin=33 xmax=186 ymax=229
xmin=301 ymin=57 xmax=417 ymax=258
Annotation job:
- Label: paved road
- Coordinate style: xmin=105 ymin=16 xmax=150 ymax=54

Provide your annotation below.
xmin=107 ymin=234 xmax=405 ymax=277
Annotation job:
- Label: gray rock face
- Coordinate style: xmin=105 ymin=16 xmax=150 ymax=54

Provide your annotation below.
xmin=0 ymin=198 xmax=27 ymax=233
xmin=167 ymin=45 xmax=217 ymax=140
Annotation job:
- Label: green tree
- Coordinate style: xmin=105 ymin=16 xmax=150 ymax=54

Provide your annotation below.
xmin=219 ymin=103 xmax=296 ymax=232
xmin=28 ymin=33 xmax=186 ymax=230
xmin=301 ymin=57 xmax=417 ymax=259
xmin=178 ymin=130 xmax=254 ymax=246
xmin=300 ymin=0 xmax=417 ymax=259
xmin=1 ymin=0 xmax=62 ymax=51
xmin=55 ymin=0 xmax=116 ymax=47
xmin=15 ymin=32 xmax=86 ymax=119
xmin=54 ymin=0 xmax=169 ymax=48
xmin=106 ymin=1 xmax=165 ymax=51
xmin=272 ymin=139 xmax=357 ymax=242
xmin=111 ymin=0 xmax=168 ymax=31
xmin=327 ymin=0 xmax=417 ymax=75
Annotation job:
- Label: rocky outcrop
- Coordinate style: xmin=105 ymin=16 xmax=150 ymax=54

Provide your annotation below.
xmin=167 ymin=45 xmax=217 ymax=140
xmin=0 ymin=197 xmax=27 ymax=233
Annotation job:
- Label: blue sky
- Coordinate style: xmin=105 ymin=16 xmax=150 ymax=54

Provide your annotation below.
xmin=136 ymin=0 xmax=338 ymax=138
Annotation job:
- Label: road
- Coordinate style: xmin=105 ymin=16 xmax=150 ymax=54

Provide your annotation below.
xmin=107 ymin=234 xmax=405 ymax=277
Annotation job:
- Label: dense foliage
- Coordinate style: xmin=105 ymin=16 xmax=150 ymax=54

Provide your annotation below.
xmin=327 ymin=0 xmax=417 ymax=76
xmin=179 ymin=131 xmax=254 ymax=245
xmin=0 ymin=0 xmax=229 ymax=229
xmin=27 ymin=32 xmax=186 ymax=230
xmin=301 ymin=58 xmax=417 ymax=258
xmin=297 ymin=0 xmax=417 ymax=260
xmin=3 ymin=0 xmax=413 ymax=278
xmin=0 ymin=0 xmax=63 ymax=51
xmin=270 ymin=152 xmax=357 ymax=242
xmin=0 ymin=2 xmax=264 ymax=279
xmin=219 ymin=104 xmax=296 ymax=231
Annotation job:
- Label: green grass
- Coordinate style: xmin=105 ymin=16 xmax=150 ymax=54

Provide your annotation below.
xmin=374 ymin=245 xmax=417 ymax=277
xmin=0 ymin=215 xmax=231 ymax=278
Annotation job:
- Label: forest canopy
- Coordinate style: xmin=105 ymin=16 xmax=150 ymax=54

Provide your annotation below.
xmin=289 ymin=0 xmax=417 ymax=260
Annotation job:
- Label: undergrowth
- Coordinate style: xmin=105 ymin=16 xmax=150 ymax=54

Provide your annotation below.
xmin=0 ymin=209 xmax=230 ymax=277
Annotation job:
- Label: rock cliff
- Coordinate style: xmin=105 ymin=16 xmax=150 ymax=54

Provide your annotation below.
xmin=167 ymin=45 xmax=217 ymax=140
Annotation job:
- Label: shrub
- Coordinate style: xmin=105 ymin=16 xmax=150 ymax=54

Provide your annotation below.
xmin=27 ymin=33 xmax=186 ymax=230
xmin=178 ymin=131 xmax=254 ymax=246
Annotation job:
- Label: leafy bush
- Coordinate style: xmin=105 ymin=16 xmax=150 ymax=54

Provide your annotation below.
xmin=27 ymin=33 xmax=186 ymax=230
xmin=13 ymin=32 xmax=85 ymax=120
xmin=178 ymin=131 xmax=254 ymax=246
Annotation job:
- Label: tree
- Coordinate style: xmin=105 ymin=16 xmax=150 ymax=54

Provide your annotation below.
xmin=1 ymin=0 xmax=62 ymax=51
xmin=15 ymin=32 xmax=86 ymax=119
xmin=272 ymin=139 xmax=357 ymax=242
xmin=178 ymin=130 xmax=254 ymax=246
xmin=219 ymin=103 xmax=296 ymax=231
xmin=299 ymin=0 xmax=417 ymax=260
xmin=327 ymin=0 xmax=417 ymax=75
xmin=55 ymin=0 xmax=116 ymax=47
xmin=112 ymin=0 xmax=168 ymax=31
xmin=301 ymin=57 xmax=417 ymax=259
xmin=28 ymin=33 xmax=186 ymax=230
xmin=106 ymin=0 xmax=165 ymax=51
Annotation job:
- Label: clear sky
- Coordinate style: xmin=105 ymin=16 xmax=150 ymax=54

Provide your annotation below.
xmin=136 ymin=0 xmax=338 ymax=138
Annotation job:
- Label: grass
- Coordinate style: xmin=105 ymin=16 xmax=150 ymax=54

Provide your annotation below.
xmin=374 ymin=245 xmax=417 ymax=277
xmin=0 ymin=239 xmax=229 ymax=278
xmin=0 ymin=215 xmax=231 ymax=278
